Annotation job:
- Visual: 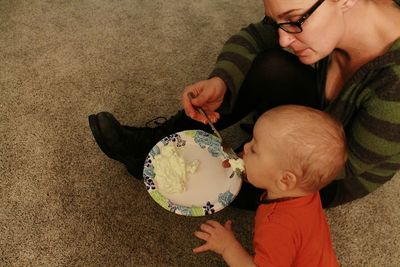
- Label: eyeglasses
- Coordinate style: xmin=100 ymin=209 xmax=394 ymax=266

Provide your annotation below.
xmin=263 ymin=0 xmax=325 ymax=34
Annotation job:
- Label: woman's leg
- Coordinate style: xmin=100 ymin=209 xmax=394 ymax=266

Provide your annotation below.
xmin=228 ymin=49 xmax=340 ymax=210
xmin=88 ymin=110 xmax=210 ymax=178
xmin=320 ymin=180 xmax=339 ymax=208
xmin=227 ymin=49 xmax=320 ymax=210
xmin=88 ymin=48 xmax=337 ymax=210
xmin=214 ymin=48 xmax=320 ymax=130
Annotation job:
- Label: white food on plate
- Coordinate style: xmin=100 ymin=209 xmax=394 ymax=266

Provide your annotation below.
xmin=153 ymin=144 xmax=200 ymax=193
xmin=228 ymin=158 xmax=244 ymax=172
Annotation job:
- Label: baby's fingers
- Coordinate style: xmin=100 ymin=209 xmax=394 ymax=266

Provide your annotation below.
xmin=194 ymin=231 xmax=209 ymax=241
xmin=193 ymin=229 xmax=211 ymax=254
xmin=200 ymin=222 xmax=216 ymax=233
xmin=207 ymin=111 xmax=220 ymax=123
xmin=192 ymin=243 xmax=210 ymax=254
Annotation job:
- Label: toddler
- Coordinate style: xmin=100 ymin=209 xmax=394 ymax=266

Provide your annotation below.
xmin=193 ymin=105 xmax=347 ymax=267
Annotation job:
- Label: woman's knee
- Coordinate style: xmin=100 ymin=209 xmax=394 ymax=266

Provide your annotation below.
xmin=249 ymin=48 xmax=314 ymax=81
xmin=240 ymin=48 xmax=319 ymax=110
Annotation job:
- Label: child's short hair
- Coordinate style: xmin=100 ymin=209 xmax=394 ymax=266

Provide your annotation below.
xmin=262 ymin=105 xmax=347 ymax=193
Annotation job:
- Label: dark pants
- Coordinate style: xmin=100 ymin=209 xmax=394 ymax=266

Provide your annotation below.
xmin=217 ymin=49 xmax=339 ymax=210
xmin=214 ymin=48 xmax=320 ymax=129
xmin=176 ymin=49 xmax=338 ymax=210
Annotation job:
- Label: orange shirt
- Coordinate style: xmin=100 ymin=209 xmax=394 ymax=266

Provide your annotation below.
xmin=253 ymin=192 xmax=339 ymax=267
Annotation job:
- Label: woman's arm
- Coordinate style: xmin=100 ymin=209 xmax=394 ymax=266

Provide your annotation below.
xmin=328 ymin=64 xmax=400 ymax=206
xmin=209 ymin=20 xmax=280 ymax=112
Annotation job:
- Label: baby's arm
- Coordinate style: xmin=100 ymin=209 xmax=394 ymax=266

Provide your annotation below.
xmin=193 ymin=220 xmax=256 ymax=267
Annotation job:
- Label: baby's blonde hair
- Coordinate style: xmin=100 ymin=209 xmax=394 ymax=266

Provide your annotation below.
xmin=260 ymin=105 xmax=347 ymax=193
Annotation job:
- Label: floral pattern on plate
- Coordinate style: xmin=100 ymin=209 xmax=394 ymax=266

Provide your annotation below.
xmin=143 ymin=130 xmax=242 ymax=216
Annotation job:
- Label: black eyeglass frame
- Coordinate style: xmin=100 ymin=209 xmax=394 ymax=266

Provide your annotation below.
xmin=263 ymin=0 xmax=325 ymax=34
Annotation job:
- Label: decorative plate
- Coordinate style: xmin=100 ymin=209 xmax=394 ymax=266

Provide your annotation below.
xmin=143 ymin=130 xmax=243 ymax=216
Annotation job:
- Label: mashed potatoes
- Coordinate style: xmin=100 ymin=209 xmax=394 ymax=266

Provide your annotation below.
xmin=228 ymin=158 xmax=244 ymax=172
xmin=153 ymin=144 xmax=199 ymax=193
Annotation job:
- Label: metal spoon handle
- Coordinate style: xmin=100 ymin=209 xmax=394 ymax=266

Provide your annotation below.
xmin=187 ymin=92 xmax=223 ymax=140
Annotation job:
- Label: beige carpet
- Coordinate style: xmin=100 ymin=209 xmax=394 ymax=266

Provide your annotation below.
xmin=1 ymin=0 xmax=399 ymax=266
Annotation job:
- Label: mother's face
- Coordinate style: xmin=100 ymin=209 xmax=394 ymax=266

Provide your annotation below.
xmin=263 ymin=0 xmax=346 ymax=64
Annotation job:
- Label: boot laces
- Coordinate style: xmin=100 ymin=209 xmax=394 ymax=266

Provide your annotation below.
xmin=145 ymin=116 xmax=167 ymax=128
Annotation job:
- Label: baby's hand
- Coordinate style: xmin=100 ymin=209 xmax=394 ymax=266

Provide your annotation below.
xmin=193 ymin=220 xmax=238 ymax=255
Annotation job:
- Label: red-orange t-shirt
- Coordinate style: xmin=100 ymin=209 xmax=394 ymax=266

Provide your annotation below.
xmin=253 ymin=192 xmax=339 ymax=267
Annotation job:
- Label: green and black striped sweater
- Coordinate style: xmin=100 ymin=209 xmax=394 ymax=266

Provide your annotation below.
xmin=209 ymin=7 xmax=400 ymax=206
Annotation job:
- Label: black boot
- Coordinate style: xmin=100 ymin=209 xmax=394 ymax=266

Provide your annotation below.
xmin=88 ymin=110 xmax=210 ymax=179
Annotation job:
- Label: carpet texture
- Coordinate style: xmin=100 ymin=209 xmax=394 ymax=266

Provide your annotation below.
xmin=1 ymin=1 xmax=399 ymax=266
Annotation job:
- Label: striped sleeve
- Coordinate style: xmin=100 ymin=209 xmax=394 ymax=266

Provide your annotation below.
xmin=331 ymin=63 xmax=400 ymax=206
xmin=209 ymin=20 xmax=280 ymax=113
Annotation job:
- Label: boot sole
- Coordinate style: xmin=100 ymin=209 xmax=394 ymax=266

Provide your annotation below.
xmin=88 ymin=114 xmax=144 ymax=179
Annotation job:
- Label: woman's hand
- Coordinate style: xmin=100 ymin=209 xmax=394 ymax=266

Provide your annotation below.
xmin=182 ymin=77 xmax=227 ymax=124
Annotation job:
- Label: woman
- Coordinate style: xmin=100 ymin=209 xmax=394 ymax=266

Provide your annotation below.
xmin=88 ymin=0 xmax=400 ymax=209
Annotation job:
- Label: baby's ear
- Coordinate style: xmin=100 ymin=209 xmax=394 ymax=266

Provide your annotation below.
xmin=277 ymin=171 xmax=297 ymax=191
